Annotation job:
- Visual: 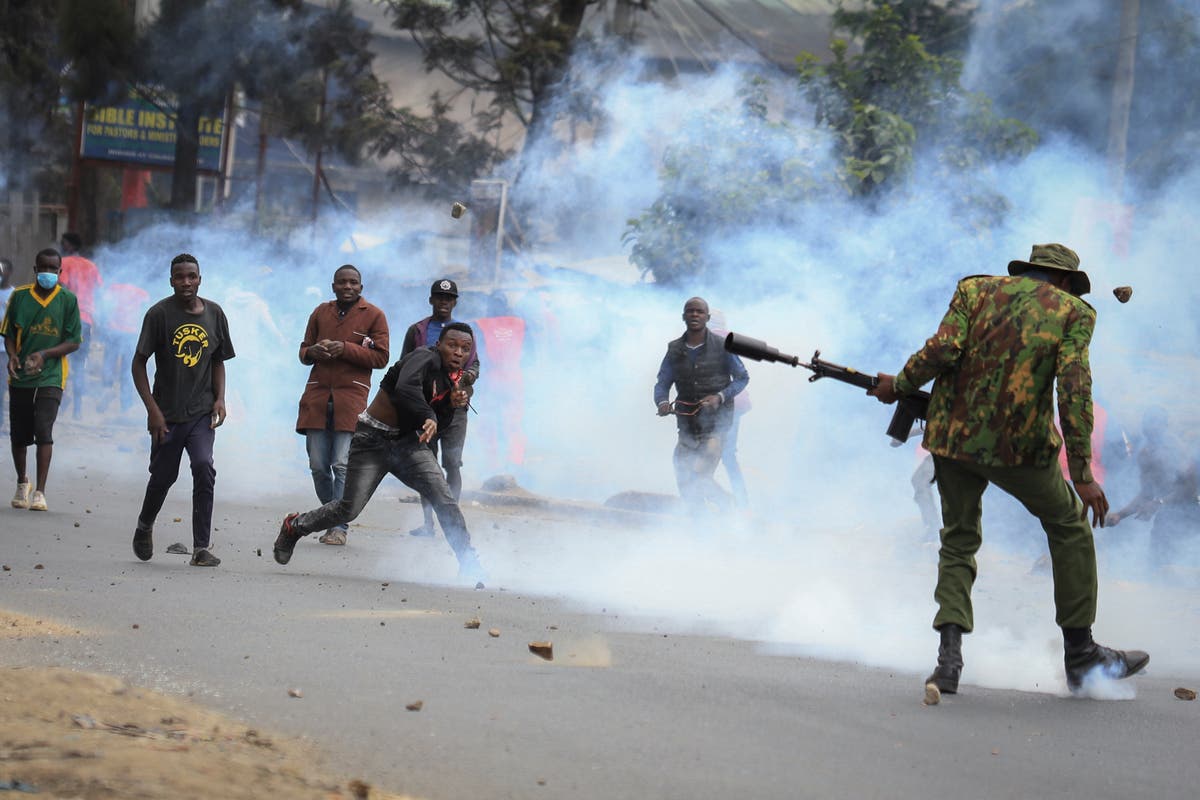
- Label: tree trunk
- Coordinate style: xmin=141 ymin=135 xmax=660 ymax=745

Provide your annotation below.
xmin=522 ymin=0 xmax=590 ymax=153
xmin=1106 ymin=0 xmax=1139 ymax=199
xmin=170 ymin=99 xmax=202 ymax=211
xmin=255 ymin=117 xmax=268 ymax=231
xmin=558 ymin=0 xmax=589 ymax=31
xmin=612 ymin=0 xmax=637 ymax=38
xmin=311 ymin=69 xmax=328 ymax=225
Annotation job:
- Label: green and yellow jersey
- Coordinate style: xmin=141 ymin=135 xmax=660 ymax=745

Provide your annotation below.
xmin=0 ymin=284 xmax=83 ymax=390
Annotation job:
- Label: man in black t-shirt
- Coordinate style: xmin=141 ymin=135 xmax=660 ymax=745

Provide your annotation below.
xmin=272 ymin=322 xmax=486 ymax=586
xmin=130 ymin=254 xmax=236 ymax=567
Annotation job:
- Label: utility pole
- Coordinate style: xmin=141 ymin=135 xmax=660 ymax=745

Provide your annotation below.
xmin=1106 ymin=0 xmax=1139 ymax=200
xmin=311 ymin=68 xmax=328 ymax=226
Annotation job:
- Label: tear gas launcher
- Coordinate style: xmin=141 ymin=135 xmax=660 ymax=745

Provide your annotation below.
xmin=723 ymin=332 xmax=930 ymax=445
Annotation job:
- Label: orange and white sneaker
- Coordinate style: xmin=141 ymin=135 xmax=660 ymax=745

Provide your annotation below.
xmin=28 ymin=491 xmax=48 ymax=512
xmin=11 ymin=482 xmax=31 ymax=509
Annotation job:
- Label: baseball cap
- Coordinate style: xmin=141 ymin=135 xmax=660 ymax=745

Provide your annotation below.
xmin=430 ymin=278 xmax=459 ymax=297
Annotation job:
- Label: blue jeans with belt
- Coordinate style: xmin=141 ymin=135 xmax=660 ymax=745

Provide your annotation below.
xmin=304 ymin=416 xmax=353 ymax=533
xmin=293 ymin=423 xmax=482 ymax=570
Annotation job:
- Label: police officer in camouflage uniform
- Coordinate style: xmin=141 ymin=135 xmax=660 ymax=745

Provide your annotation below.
xmin=870 ymin=244 xmax=1149 ymax=700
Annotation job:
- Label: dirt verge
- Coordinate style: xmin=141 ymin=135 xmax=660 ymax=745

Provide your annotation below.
xmin=1 ymin=610 xmax=418 ymax=800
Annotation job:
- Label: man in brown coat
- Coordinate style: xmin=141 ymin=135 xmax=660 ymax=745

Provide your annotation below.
xmin=295 ymin=265 xmax=389 ymax=546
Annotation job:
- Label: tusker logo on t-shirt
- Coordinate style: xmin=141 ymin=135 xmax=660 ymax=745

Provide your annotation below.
xmin=171 ymin=323 xmax=209 ymax=368
xmin=28 ymin=315 xmax=60 ymax=338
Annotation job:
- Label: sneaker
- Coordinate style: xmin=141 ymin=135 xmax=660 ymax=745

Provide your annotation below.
xmin=28 ymin=491 xmax=48 ymax=512
xmin=318 ymin=529 xmax=347 ymax=546
xmin=1065 ymin=641 xmax=1150 ymax=693
xmin=409 ymin=524 xmax=436 ymax=538
xmin=11 ymin=482 xmax=31 ymax=509
xmin=133 ymin=526 xmax=154 ymax=561
xmin=273 ymin=513 xmax=303 ymax=565
xmin=189 ymin=548 xmax=221 ymax=567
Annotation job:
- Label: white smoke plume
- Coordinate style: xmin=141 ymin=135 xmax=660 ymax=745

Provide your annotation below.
xmin=64 ymin=1 xmax=1200 ymax=697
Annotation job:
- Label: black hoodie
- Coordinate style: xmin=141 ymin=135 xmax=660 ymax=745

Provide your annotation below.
xmin=379 ymin=346 xmax=459 ymax=435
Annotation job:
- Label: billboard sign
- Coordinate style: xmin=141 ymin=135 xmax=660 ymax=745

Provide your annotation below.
xmin=81 ymin=92 xmax=225 ymax=171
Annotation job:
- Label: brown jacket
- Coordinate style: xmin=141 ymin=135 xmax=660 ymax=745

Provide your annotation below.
xmin=295 ymin=298 xmax=390 ymax=433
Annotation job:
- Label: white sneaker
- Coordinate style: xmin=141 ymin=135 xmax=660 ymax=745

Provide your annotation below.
xmin=11 ymin=482 xmax=31 ymax=509
xmin=28 ymin=491 xmax=47 ymax=512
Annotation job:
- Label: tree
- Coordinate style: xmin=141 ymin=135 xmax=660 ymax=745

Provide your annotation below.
xmin=55 ymin=0 xmax=394 ymax=215
xmin=380 ymin=0 xmax=610 ymax=159
xmin=623 ymin=77 xmax=832 ymax=287
xmin=145 ymin=0 xmax=224 ymax=210
xmin=54 ymin=0 xmax=284 ymax=212
xmin=625 ymin=1 xmax=1038 ymax=287
xmin=151 ymin=0 xmax=397 ymax=213
xmin=796 ymin=1 xmax=1036 ymax=199
xmin=833 ymin=0 xmax=974 ymax=57
xmin=57 ymin=0 xmax=138 ymax=104
xmin=373 ymin=94 xmax=509 ymax=196
xmin=0 ymin=1 xmax=74 ymax=195
xmin=245 ymin=0 xmax=397 ymax=220
xmin=967 ymin=0 xmax=1200 ymax=194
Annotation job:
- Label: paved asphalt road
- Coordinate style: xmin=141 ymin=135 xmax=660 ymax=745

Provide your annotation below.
xmin=2 ymin=446 xmax=1198 ymax=800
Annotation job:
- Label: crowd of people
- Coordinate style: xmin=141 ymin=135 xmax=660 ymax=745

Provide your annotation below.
xmin=0 ymin=242 xmax=504 ymax=580
xmin=2 ymin=236 xmax=1196 ymax=698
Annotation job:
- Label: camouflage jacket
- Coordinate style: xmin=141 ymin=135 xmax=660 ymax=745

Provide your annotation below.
xmin=894 ymin=275 xmax=1096 ymax=482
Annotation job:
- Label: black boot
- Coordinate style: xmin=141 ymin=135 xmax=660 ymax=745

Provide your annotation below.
xmin=924 ymin=623 xmax=964 ymax=703
xmin=1063 ymin=627 xmax=1150 ymax=693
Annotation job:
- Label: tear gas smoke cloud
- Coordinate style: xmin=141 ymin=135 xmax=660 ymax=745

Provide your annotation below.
xmin=453 ymin=10 xmax=1200 ymax=692
xmin=56 ymin=2 xmax=1200 ymax=696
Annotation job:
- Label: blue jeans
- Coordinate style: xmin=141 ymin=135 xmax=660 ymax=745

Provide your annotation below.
xmin=305 ymin=427 xmax=353 ymax=532
xmin=137 ymin=414 xmax=216 ymax=550
xmin=419 ymin=408 xmax=468 ymax=527
xmin=294 ymin=424 xmax=482 ymax=570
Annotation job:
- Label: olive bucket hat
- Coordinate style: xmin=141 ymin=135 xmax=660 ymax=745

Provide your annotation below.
xmin=1007 ymin=243 xmax=1091 ymax=296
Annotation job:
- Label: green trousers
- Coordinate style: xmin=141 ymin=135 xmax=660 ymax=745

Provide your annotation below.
xmin=931 ymin=455 xmax=1098 ymax=632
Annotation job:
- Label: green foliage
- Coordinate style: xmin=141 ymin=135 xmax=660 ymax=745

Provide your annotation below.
xmin=374 ymin=92 xmax=510 ymax=195
xmin=3 ymin=0 xmax=505 ymax=212
xmin=837 ymin=101 xmax=915 ymax=192
xmin=0 ymin=1 xmax=73 ymax=194
xmin=57 ymin=0 xmax=137 ymax=104
xmin=797 ymin=1 xmax=1036 ymax=198
xmin=381 ymin=0 xmax=605 ymax=172
xmin=263 ymin=0 xmax=394 ymax=168
xmin=623 ymin=78 xmax=829 ymax=286
xmin=627 ymin=0 xmax=1038 ymax=286
xmin=833 ymin=0 xmax=973 ymax=57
